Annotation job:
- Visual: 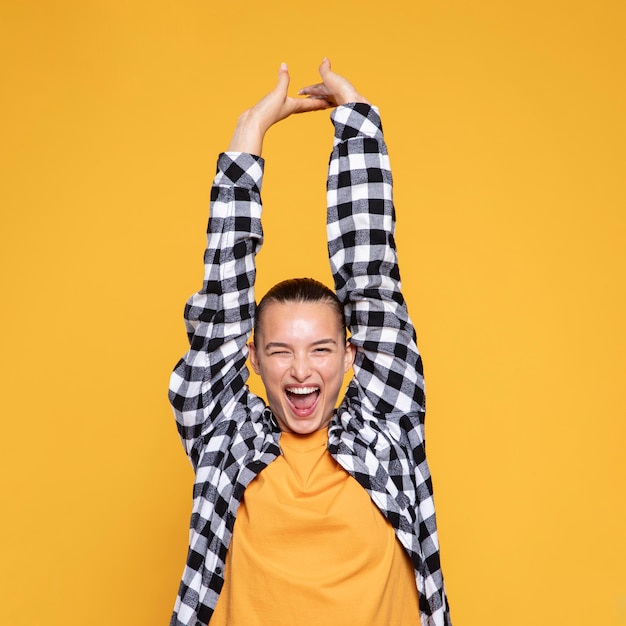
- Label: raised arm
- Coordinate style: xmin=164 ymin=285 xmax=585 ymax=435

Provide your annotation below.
xmin=169 ymin=65 xmax=330 ymax=464
xmin=325 ymin=95 xmax=425 ymax=419
xmin=299 ymin=60 xmax=424 ymax=417
xmin=168 ymin=152 xmax=264 ymax=464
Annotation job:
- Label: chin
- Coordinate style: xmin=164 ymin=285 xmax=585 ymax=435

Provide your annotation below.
xmin=280 ymin=414 xmax=329 ymax=435
xmin=289 ymin=423 xmax=322 ymax=435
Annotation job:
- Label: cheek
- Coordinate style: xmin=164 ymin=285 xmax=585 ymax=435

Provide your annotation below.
xmin=326 ymin=358 xmax=348 ymax=383
xmin=260 ymin=361 xmax=288 ymax=386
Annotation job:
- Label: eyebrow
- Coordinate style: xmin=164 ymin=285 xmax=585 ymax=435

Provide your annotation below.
xmin=264 ymin=338 xmax=338 ymax=350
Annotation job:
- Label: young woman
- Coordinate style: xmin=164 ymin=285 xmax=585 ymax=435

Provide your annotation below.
xmin=169 ymin=59 xmax=451 ymax=626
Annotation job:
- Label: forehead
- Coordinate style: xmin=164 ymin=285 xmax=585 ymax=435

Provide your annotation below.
xmin=257 ymin=301 xmax=343 ymax=341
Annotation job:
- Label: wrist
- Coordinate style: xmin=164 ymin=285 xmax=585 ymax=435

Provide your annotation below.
xmin=336 ymin=93 xmax=370 ymax=106
xmin=228 ymin=110 xmax=266 ymax=155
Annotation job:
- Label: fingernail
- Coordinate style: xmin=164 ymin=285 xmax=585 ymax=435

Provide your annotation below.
xmin=280 ymin=62 xmax=288 ymax=71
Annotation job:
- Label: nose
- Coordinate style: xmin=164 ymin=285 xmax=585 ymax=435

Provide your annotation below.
xmin=290 ymin=354 xmax=311 ymax=381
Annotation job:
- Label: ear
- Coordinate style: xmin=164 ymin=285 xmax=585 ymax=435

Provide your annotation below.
xmin=248 ymin=341 xmax=261 ymax=375
xmin=343 ymin=340 xmax=356 ymax=372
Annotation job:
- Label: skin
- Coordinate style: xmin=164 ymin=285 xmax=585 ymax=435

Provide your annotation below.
xmin=231 ymin=59 xmax=368 ymax=432
xmin=249 ymin=301 xmax=356 ymax=434
xmin=228 ymin=58 xmax=370 ymax=156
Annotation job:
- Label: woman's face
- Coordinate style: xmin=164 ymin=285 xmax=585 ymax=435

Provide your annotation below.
xmin=249 ymin=300 xmax=355 ymax=434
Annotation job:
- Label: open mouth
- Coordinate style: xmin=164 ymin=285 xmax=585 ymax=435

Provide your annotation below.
xmin=285 ymin=386 xmax=320 ymax=416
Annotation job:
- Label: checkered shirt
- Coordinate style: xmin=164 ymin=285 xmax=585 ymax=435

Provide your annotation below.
xmin=169 ymin=103 xmax=451 ymax=626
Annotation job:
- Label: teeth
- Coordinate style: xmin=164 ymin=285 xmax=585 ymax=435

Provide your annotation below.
xmin=287 ymin=386 xmax=319 ymax=395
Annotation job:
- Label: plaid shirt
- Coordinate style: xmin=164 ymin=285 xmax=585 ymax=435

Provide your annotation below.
xmin=169 ymin=103 xmax=451 ymax=626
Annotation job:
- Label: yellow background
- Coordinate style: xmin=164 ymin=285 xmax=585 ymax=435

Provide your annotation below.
xmin=1 ymin=1 xmax=624 ymax=624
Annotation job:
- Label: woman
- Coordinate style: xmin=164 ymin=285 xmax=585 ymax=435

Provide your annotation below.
xmin=169 ymin=59 xmax=451 ymax=626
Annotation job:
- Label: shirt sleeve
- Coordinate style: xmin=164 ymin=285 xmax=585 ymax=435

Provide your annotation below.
xmin=327 ymin=103 xmax=425 ymax=419
xmin=169 ymin=152 xmax=264 ymax=465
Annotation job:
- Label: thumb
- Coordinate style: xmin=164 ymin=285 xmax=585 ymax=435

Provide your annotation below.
xmin=318 ymin=57 xmax=331 ymax=80
xmin=275 ymin=62 xmax=290 ymax=94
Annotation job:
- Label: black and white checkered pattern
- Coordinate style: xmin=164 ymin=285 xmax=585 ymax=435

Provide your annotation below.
xmin=169 ymin=104 xmax=451 ymax=626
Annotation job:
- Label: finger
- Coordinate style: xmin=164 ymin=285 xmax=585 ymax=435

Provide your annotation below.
xmin=289 ymin=96 xmax=332 ymax=114
xmin=297 ymin=83 xmax=327 ymax=96
xmin=318 ymin=57 xmax=332 ymax=83
xmin=274 ymin=62 xmax=290 ymax=95
xmin=318 ymin=57 xmax=332 ymax=80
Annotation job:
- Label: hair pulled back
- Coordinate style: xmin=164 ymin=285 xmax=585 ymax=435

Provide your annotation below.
xmin=253 ymin=278 xmax=346 ymax=346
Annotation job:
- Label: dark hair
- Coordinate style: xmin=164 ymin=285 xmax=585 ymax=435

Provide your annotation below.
xmin=254 ymin=278 xmax=346 ymax=346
